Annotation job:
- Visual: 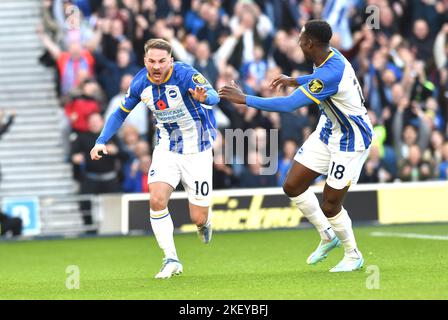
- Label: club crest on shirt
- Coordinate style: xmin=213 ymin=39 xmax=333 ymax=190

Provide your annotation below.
xmin=167 ymin=89 xmax=178 ymax=99
xmin=192 ymin=73 xmax=207 ymax=85
xmin=308 ymin=79 xmax=324 ymax=94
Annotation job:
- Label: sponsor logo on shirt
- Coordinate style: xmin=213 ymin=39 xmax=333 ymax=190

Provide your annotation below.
xmin=154 ymin=108 xmax=186 ymax=122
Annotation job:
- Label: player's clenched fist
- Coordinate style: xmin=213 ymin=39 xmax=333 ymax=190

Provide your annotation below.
xmin=90 ymin=144 xmax=108 ymax=160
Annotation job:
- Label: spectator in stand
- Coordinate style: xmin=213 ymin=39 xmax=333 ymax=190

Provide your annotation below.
xmin=410 ymin=19 xmax=435 ymax=63
xmin=239 ymin=151 xmax=277 ymax=188
xmin=438 ymin=141 xmax=448 ymax=179
xmin=433 ymin=23 xmax=448 ymax=71
xmin=277 ymin=139 xmax=297 ymax=186
xmin=272 ymin=30 xmax=295 ymax=75
xmin=64 ymin=79 xmax=102 ymax=133
xmin=163 ymin=0 xmax=185 ymax=33
xmin=71 ymin=112 xmax=128 ymax=226
xmin=96 ymin=44 xmax=141 ymax=100
xmin=424 ymin=130 xmax=446 ymax=177
xmin=322 ymin=0 xmax=353 ymax=50
xmin=242 ymin=44 xmax=268 ymax=94
xmin=196 ymin=2 xmax=229 ymax=52
xmin=398 ymin=144 xmax=434 ymax=182
xmin=37 ymin=25 xmax=95 ymax=97
xmin=228 ymin=1 xmax=273 ymax=72
xmin=184 ymin=0 xmax=205 ymax=35
xmin=123 ymin=154 xmax=152 ymax=193
xmin=393 ymin=100 xmax=431 ymax=163
xmin=424 ymin=97 xmax=445 ymax=132
xmin=120 ymin=125 xmax=140 ymax=159
xmin=71 ymin=113 xmax=127 ymax=194
xmin=121 ymin=138 xmax=150 ymax=191
xmin=359 ymin=143 xmax=394 ymax=183
xmin=104 ymin=74 xmax=149 ymax=138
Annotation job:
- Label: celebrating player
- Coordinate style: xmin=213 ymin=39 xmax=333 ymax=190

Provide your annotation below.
xmin=90 ymin=39 xmax=219 ymax=279
xmin=219 ymin=20 xmax=373 ymax=272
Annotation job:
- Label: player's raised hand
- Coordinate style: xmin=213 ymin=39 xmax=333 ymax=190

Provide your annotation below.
xmin=90 ymin=144 xmax=108 ymax=160
xmin=189 ymin=86 xmax=208 ymax=103
xmin=218 ymin=81 xmax=246 ymax=104
xmin=270 ymin=74 xmax=298 ymax=91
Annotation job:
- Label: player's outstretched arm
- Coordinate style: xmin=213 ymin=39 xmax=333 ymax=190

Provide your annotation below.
xmin=90 ymin=108 xmax=128 ymax=160
xmin=218 ymin=81 xmax=315 ymax=113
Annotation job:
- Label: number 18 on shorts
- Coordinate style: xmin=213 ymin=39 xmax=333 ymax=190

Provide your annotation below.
xmin=295 ymin=133 xmax=370 ymax=190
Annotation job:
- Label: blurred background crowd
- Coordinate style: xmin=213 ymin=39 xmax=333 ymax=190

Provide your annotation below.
xmin=35 ymin=0 xmax=448 ymax=195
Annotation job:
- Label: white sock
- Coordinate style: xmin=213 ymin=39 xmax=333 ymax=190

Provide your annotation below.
xmin=150 ymin=208 xmax=178 ymax=261
xmin=327 ymin=207 xmax=361 ymax=258
xmin=290 ymin=189 xmax=336 ymax=242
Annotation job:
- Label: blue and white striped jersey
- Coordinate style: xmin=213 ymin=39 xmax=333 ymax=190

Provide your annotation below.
xmin=246 ymin=48 xmax=373 ymax=152
xmin=246 ymin=48 xmax=374 ymax=153
xmin=297 ymin=48 xmax=373 ymax=152
xmin=118 ymin=62 xmax=218 ymax=154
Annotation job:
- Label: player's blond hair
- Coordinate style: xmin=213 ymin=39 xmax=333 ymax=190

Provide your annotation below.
xmin=144 ymin=39 xmax=173 ymax=56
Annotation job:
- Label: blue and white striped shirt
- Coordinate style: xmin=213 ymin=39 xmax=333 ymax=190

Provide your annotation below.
xmin=246 ymin=48 xmax=373 ymax=152
xmin=97 ymin=62 xmax=219 ymax=154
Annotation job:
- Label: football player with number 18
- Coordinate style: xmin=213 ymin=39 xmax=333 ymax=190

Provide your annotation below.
xmin=219 ymin=20 xmax=374 ymax=272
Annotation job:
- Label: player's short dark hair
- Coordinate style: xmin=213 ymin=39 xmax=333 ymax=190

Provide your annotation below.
xmin=304 ymin=20 xmax=332 ymax=44
xmin=144 ymin=38 xmax=173 ymax=56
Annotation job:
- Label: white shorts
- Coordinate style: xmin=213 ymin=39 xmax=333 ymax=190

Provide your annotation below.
xmin=294 ymin=132 xmax=370 ymax=190
xmin=148 ymin=147 xmax=213 ymax=207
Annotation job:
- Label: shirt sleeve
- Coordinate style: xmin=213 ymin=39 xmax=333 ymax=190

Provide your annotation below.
xmin=96 ymin=78 xmax=141 ymax=145
xmin=295 ymin=74 xmax=316 ymax=86
xmin=296 ymin=66 xmax=342 ymax=105
xmin=245 ymin=87 xmax=315 ymax=112
xmin=119 ymin=80 xmax=141 ymax=114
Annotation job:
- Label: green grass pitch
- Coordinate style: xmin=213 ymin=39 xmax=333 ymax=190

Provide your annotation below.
xmin=1 ymin=224 xmax=447 ymax=299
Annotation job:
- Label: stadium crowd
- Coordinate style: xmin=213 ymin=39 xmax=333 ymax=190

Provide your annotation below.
xmin=35 ymin=0 xmax=448 ymax=195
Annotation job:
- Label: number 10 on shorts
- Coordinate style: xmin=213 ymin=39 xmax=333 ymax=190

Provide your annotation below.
xmin=195 ymin=181 xmax=209 ymax=196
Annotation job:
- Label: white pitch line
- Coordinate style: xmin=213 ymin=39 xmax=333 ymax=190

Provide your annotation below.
xmin=370 ymin=232 xmax=448 ymax=241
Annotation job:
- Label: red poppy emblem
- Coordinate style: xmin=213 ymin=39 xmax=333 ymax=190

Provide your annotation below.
xmin=157 ymin=100 xmax=167 ymax=110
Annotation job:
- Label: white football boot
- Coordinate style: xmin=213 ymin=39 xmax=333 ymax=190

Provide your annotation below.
xmin=330 ymin=249 xmax=364 ymax=272
xmin=154 ymin=258 xmax=183 ymax=279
